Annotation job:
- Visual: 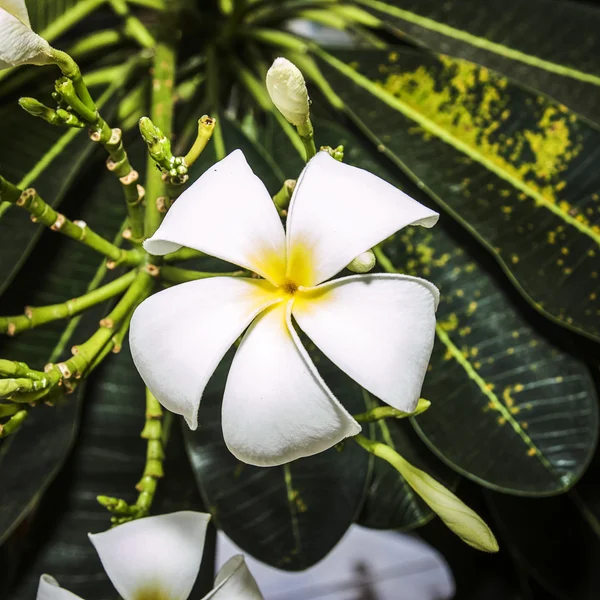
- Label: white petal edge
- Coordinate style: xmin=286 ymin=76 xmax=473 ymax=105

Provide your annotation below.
xmin=0 ymin=8 xmax=51 ymax=69
xmin=130 ymin=277 xmax=281 ymax=430
xmin=88 ymin=511 xmax=211 ymax=600
xmin=203 ymin=556 xmax=264 ymax=599
xmin=36 ymin=575 xmax=84 ymax=600
xmin=0 ymin=0 xmax=30 ymax=25
xmin=285 ymin=152 xmax=439 ymax=286
xmin=144 ymin=150 xmax=287 ymax=284
xmin=293 ymin=274 xmax=439 ymax=413
xmin=222 ymin=300 xmax=361 ymax=467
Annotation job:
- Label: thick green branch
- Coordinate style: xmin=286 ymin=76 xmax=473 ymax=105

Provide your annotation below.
xmin=57 ymin=270 xmax=154 ymax=379
xmin=98 ymin=389 xmax=171 ymax=524
xmin=162 ymin=247 xmax=205 ymax=263
xmin=145 ymin=41 xmax=177 ymax=239
xmin=0 ymin=270 xmax=138 ymax=336
xmin=160 ymin=265 xmax=247 ymax=284
xmin=0 ymin=177 xmax=141 ymax=265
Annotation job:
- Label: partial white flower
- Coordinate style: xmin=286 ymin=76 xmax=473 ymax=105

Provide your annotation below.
xmin=131 ymin=150 xmax=439 ymax=467
xmin=266 ymin=57 xmax=310 ymax=126
xmin=36 ymin=511 xmax=264 ymax=600
xmin=0 ymin=0 xmax=52 ymax=69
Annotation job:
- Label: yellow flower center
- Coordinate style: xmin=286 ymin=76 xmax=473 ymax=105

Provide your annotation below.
xmin=281 ymin=279 xmax=299 ymax=296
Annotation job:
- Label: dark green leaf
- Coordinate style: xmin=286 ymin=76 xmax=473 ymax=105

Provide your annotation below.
xmin=485 ymin=490 xmax=600 ymax=598
xmin=309 ymin=114 xmax=598 ymax=495
xmin=314 ymin=47 xmax=600 ymax=342
xmin=8 ymin=343 xmax=206 ymax=600
xmin=358 ymin=0 xmax=600 ymax=123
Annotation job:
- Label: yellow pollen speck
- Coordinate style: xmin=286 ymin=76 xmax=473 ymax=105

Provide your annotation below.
xmin=507 ymin=347 xmax=515 ymax=355
xmin=498 ymin=417 xmax=506 ymax=425
xmin=527 ymin=448 xmax=537 ymax=457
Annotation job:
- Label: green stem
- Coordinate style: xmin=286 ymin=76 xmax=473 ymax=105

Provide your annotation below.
xmin=145 ymin=41 xmax=177 ymax=240
xmin=162 ymin=247 xmax=205 ymax=263
xmin=297 ymin=118 xmax=316 ymax=161
xmin=135 ymin=389 xmax=169 ymax=517
xmin=89 ymin=117 xmax=146 ymax=242
xmin=58 ymin=270 xmax=154 ymax=379
xmin=108 ymin=0 xmax=156 ymax=48
xmin=0 ymin=177 xmax=141 ymax=265
xmin=183 ymin=116 xmax=216 ymax=166
xmin=0 ymin=270 xmax=138 ymax=336
xmin=160 ymin=266 xmax=247 ymax=284
xmin=272 ymin=179 xmax=296 ymax=212
xmin=353 ymin=398 xmax=431 ymax=422
xmin=0 ymin=410 xmax=28 ymax=439
xmin=373 ymin=245 xmax=397 ymax=273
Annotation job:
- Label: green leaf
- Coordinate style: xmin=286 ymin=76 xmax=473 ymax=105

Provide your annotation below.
xmin=308 ymin=114 xmax=598 ymax=495
xmin=0 ymin=139 xmax=140 ymax=543
xmin=7 ymin=344 xmax=206 ymax=600
xmin=184 ymin=350 xmax=371 ymax=571
xmin=313 ymin=47 xmax=600 ymax=342
xmin=0 ymin=85 xmax=119 ymax=295
xmin=357 ymin=0 xmax=600 ymax=124
xmin=357 ymin=395 xmax=459 ymax=531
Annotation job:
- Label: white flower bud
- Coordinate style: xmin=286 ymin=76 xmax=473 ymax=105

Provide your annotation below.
xmin=266 ymin=57 xmax=310 ymax=127
xmin=0 ymin=1 xmax=52 ymax=70
xmin=346 ymin=250 xmax=376 ymax=273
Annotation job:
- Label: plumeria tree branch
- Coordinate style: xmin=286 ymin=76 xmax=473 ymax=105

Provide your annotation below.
xmin=0 ymin=176 xmax=142 ymax=266
xmin=98 ymin=389 xmax=171 ymax=524
xmin=160 ymin=265 xmax=248 ymax=285
xmin=0 ymin=270 xmax=138 ymax=336
xmin=144 ymin=40 xmax=177 ymax=239
xmin=162 ymin=247 xmax=206 ymax=263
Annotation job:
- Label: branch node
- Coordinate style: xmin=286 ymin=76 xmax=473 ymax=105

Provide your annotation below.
xmin=51 ymin=213 xmax=66 ymax=231
xmin=144 ymin=264 xmax=160 ymax=277
xmin=7 ymin=323 xmax=16 ymax=336
xmin=57 ymin=362 xmax=72 ymax=378
xmin=122 ymin=228 xmax=133 ymax=240
xmin=120 ymin=170 xmax=139 ymax=185
xmin=109 ymin=128 xmax=122 ymax=145
xmin=100 ymin=317 xmax=115 ymax=329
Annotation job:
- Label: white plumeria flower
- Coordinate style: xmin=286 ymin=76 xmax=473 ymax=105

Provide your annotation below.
xmin=130 ymin=150 xmax=439 ymax=467
xmin=36 ymin=511 xmax=264 ymax=600
xmin=0 ymin=0 xmax=53 ymax=69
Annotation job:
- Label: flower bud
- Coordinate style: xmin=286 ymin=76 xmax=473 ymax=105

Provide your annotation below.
xmin=266 ymin=57 xmax=310 ymax=127
xmin=346 ymin=250 xmax=376 ymax=273
xmin=0 ymin=3 xmax=52 ymax=69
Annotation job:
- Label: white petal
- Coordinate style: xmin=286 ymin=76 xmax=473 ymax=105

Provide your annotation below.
xmin=222 ymin=300 xmax=360 ymax=467
xmin=88 ymin=511 xmax=210 ymax=600
xmin=285 ymin=152 xmax=438 ymax=286
xmin=130 ymin=277 xmax=280 ymax=429
xmin=293 ymin=274 xmax=439 ymax=413
xmin=0 ymin=0 xmax=31 ymax=25
xmin=144 ymin=150 xmax=287 ymax=284
xmin=0 ymin=8 xmax=51 ymax=69
xmin=204 ymin=556 xmax=264 ymax=599
xmin=37 ymin=575 xmax=83 ymax=600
